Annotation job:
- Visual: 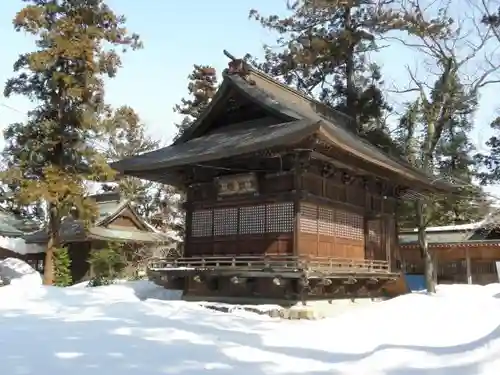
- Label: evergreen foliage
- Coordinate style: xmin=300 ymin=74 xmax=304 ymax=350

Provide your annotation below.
xmin=249 ymin=0 xmax=497 ymax=292
xmin=395 ymin=70 xmax=490 ymax=228
xmin=2 ymin=0 xmax=141 ymax=285
xmin=167 ymin=64 xmax=219 ymax=254
xmin=173 ymin=65 xmax=218 ymax=140
xmin=87 ymin=242 xmax=126 ymax=286
xmin=102 ymin=106 xmax=160 ymax=217
xmin=476 ymin=5 xmax=500 ymax=185
xmin=101 ymin=106 xmax=183 ymax=252
xmin=53 ymin=247 xmax=72 ymax=287
xmin=248 ymin=0 xmax=443 ymax=132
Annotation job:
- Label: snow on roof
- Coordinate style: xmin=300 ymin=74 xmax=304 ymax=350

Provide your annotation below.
xmin=402 ymin=221 xmax=483 ymax=233
xmin=0 ymin=235 xmax=45 ymax=255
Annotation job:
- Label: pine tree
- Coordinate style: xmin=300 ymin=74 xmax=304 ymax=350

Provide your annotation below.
xmin=164 ymin=64 xmax=218 ymax=255
xmin=395 ymin=72 xmax=489 ymax=229
xmin=477 ymin=5 xmax=500 ymax=185
xmin=434 ymin=116 xmax=488 ymax=225
xmin=53 ymin=247 xmax=72 ymax=286
xmin=2 ymin=0 xmax=141 ymax=285
xmin=250 ymin=1 xmax=496 ymax=292
xmin=248 ymin=0 xmax=441 ymax=133
xmin=173 ymin=65 xmax=218 ymax=140
xmin=478 ymin=117 xmax=500 ymax=183
xmin=391 ymin=2 xmax=499 ymax=291
xmin=102 ymin=106 xmax=184 ymax=253
xmin=102 ymin=105 xmax=160 ymax=217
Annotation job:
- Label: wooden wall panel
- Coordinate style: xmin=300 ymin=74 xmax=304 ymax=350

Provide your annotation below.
xmin=187 ymin=235 xmax=293 ymax=257
xmin=107 ymin=216 xmax=141 ymax=230
xmin=299 ymin=169 xmax=398 ymax=216
xmin=297 ymin=202 xmax=365 ymax=259
xmin=399 ymin=245 xmax=500 ymax=263
xmin=260 ymin=173 xmax=294 ymax=195
xmin=298 ymin=233 xmax=317 ymax=257
xmin=298 ymin=233 xmax=364 ymax=258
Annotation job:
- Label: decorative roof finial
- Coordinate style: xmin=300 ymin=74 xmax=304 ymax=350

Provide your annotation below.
xmin=223 ymin=49 xmax=251 ymax=79
xmin=227 ymin=59 xmax=248 ymax=76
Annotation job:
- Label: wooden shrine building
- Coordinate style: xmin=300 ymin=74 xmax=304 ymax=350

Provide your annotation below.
xmin=112 ymin=52 xmax=454 ymax=304
xmin=23 ymin=191 xmax=171 ymax=283
xmin=399 ymin=221 xmax=500 ymax=285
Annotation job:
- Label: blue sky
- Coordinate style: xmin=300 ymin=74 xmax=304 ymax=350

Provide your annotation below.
xmin=0 ymin=0 xmax=499 ymax=196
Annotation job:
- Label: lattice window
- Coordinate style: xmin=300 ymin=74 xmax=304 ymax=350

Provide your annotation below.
xmin=266 ymin=202 xmax=294 ymax=233
xmin=334 ymin=210 xmax=363 ymax=240
xmin=300 ymin=204 xmax=318 ymax=234
xmin=191 ymin=210 xmax=213 ymax=237
xmin=213 ymin=208 xmax=238 ymax=236
xmin=239 ymin=205 xmax=266 ymax=234
xmin=318 ymin=207 xmax=335 ymax=236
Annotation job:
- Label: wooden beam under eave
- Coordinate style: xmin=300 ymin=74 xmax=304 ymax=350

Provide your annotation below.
xmin=314 ymin=130 xmax=451 ymax=194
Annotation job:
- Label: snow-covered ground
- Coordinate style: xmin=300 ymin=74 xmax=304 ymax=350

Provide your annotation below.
xmin=1 ymin=263 xmax=500 ymax=374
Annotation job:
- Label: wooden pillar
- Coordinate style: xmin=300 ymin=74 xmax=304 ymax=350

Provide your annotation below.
xmin=293 ymin=151 xmax=310 ymax=258
xmin=433 ymin=252 xmax=438 ymax=285
xmin=465 ymin=247 xmax=472 ymax=285
xmin=184 ymin=204 xmax=193 ymax=257
xmin=383 ymin=216 xmax=390 ymax=267
xmin=293 ymin=200 xmax=300 ymax=257
xmin=293 ymin=154 xmax=302 ymax=257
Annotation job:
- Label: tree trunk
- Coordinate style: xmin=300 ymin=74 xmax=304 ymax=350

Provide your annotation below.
xmin=43 ymin=240 xmax=54 ymax=285
xmin=416 ymin=199 xmax=435 ymax=293
xmin=44 ymin=203 xmax=60 ymax=285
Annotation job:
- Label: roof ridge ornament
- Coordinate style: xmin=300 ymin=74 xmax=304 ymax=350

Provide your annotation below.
xmin=223 ymin=50 xmax=255 ymax=85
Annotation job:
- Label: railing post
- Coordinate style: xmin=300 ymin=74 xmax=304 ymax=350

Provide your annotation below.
xmin=232 ymin=257 xmax=236 ymax=267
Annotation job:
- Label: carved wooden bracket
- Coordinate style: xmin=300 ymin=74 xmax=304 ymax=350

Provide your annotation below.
xmin=342 ymin=172 xmax=355 ymax=185
xmin=321 ymin=163 xmax=336 ymax=178
xmin=294 ymin=150 xmax=312 ymax=172
xmin=181 ymin=167 xmax=197 ymax=186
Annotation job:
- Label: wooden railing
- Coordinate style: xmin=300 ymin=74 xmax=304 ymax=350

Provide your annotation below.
xmin=147 ymin=255 xmax=390 ymax=274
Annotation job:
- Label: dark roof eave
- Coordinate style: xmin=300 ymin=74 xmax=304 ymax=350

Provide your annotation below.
xmin=111 ymin=119 xmax=319 ymax=174
xmin=317 ymin=125 xmax=455 ymax=193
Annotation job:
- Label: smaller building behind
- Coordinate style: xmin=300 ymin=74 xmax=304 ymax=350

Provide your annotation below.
xmin=399 ymin=221 xmax=500 ymax=285
xmin=22 ymin=191 xmax=172 ymax=283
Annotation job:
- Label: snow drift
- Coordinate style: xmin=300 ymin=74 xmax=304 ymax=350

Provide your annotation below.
xmin=0 ymin=280 xmax=499 ymax=374
xmin=0 ymin=257 xmax=42 ymax=287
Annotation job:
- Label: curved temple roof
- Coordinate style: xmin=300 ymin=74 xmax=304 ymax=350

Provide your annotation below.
xmin=23 ymin=192 xmax=171 ymax=245
xmin=111 ymin=51 xmax=455 ymax=193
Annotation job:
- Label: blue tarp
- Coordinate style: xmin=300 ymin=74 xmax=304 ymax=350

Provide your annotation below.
xmin=404 ymin=274 xmax=426 ymax=292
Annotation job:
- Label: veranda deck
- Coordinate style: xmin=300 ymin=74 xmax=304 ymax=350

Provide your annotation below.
xmin=148 ymin=255 xmax=398 ymax=279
